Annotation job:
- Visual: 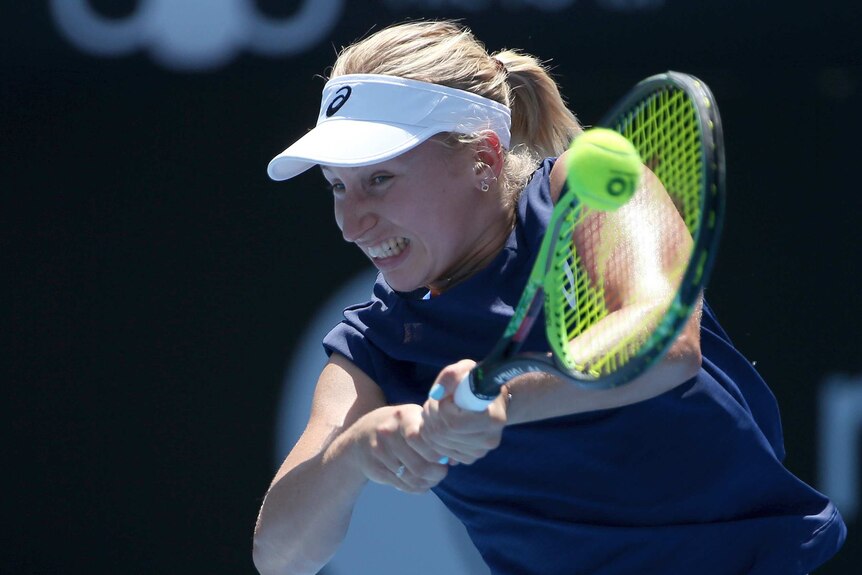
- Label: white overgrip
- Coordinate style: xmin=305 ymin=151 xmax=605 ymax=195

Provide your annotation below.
xmin=453 ymin=373 xmax=494 ymax=412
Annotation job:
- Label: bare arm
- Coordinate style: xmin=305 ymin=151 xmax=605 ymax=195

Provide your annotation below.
xmin=503 ymin=302 xmax=701 ymax=424
xmin=253 ymin=354 xmax=447 ymax=575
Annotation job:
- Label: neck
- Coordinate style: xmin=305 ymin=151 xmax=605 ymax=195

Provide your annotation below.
xmin=427 ymin=203 xmax=516 ymax=295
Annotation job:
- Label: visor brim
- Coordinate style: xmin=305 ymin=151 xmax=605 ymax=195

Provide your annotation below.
xmin=267 ymin=120 xmax=444 ymax=181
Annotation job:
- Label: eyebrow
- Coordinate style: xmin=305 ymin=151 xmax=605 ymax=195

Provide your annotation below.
xmin=320 ymin=164 xmax=400 ymax=180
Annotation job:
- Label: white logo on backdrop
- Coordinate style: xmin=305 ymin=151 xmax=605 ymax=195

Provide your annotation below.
xmin=50 ymin=0 xmax=665 ymax=71
xmin=49 ymin=0 xmax=344 ymax=70
xmin=382 ymin=0 xmax=664 ymax=11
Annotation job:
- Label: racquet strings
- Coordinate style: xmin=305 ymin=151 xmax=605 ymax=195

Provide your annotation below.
xmin=546 ymin=85 xmax=705 ymax=379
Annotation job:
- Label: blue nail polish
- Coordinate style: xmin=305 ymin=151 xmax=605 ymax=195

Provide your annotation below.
xmin=428 ymin=383 xmax=444 ymax=400
xmin=438 ymin=456 xmax=449 ymax=465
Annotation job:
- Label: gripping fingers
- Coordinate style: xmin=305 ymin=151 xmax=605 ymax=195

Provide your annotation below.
xmin=390 ymin=443 xmax=447 ymax=491
xmin=431 ymin=433 xmax=499 ymax=465
xmin=422 ymin=400 xmax=505 ymax=465
xmin=372 ymin=422 xmax=446 ymax=491
xmin=389 ymin=460 xmax=446 ymax=493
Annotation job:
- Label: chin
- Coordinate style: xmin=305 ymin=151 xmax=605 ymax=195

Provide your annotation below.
xmin=381 ymin=272 xmax=423 ymax=294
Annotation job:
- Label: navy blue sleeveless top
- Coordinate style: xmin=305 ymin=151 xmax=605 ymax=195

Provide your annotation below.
xmin=323 ymin=159 xmax=845 ymax=574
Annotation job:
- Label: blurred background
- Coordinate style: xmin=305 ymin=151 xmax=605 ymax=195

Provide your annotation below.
xmin=4 ymin=1 xmax=860 ymax=573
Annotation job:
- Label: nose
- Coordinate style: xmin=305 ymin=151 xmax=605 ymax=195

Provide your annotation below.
xmin=336 ymin=193 xmax=377 ymax=243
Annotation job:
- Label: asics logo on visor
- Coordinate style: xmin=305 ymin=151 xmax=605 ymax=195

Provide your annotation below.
xmin=326 ymin=86 xmax=352 ymax=117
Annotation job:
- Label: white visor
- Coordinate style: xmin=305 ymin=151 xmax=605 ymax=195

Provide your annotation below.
xmin=267 ymin=74 xmax=512 ymax=181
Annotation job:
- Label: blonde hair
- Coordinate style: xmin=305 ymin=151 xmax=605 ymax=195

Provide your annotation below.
xmin=329 ymin=21 xmax=582 ymax=207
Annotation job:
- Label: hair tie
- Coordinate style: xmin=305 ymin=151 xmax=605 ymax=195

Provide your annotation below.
xmin=492 ymin=56 xmax=508 ymax=75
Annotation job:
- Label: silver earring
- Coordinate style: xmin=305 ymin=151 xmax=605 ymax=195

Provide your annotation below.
xmin=480 ymin=180 xmax=490 ymax=192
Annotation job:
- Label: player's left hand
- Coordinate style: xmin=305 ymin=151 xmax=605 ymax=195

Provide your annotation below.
xmin=417 ymin=360 xmax=508 ymax=465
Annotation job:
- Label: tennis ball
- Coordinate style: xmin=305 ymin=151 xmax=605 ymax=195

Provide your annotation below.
xmin=565 ymin=128 xmax=643 ymax=211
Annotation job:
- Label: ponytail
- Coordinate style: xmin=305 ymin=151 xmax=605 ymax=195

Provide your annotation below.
xmin=493 ymin=49 xmax=582 ymax=159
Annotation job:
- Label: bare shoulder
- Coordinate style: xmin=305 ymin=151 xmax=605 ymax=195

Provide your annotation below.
xmin=310 ymin=353 xmax=386 ymax=429
xmin=549 ymin=149 xmax=572 ymax=204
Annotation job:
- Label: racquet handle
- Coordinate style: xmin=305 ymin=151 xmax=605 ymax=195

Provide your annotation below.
xmin=453 ymin=373 xmax=494 ymax=412
xmin=434 ymin=373 xmax=494 ymax=465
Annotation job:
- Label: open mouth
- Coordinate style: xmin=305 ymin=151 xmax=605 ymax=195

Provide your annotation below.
xmin=367 ymin=237 xmax=410 ymax=259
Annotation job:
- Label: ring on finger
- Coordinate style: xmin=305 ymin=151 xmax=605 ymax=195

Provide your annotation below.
xmin=395 ymin=464 xmax=406 ymax=479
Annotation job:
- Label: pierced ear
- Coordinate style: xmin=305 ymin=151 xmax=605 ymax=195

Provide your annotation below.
xmin=474 ymin=130 xmax=504 ymax=179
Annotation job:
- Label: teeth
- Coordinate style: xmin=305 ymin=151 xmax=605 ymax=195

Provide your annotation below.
xmin=367 ymin=237 xmax=409 ymax=259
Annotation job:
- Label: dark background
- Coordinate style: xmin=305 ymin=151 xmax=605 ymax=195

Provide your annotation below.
xmin=4 ymin=1 xmax=860 ymax=573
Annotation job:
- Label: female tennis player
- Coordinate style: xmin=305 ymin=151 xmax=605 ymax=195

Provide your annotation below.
xmin=252 ymin=21 xmax=845 ymax=575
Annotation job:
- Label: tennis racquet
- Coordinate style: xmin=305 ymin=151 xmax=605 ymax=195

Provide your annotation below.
xmin=451 ymin=71 xmax=726 ymax=411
